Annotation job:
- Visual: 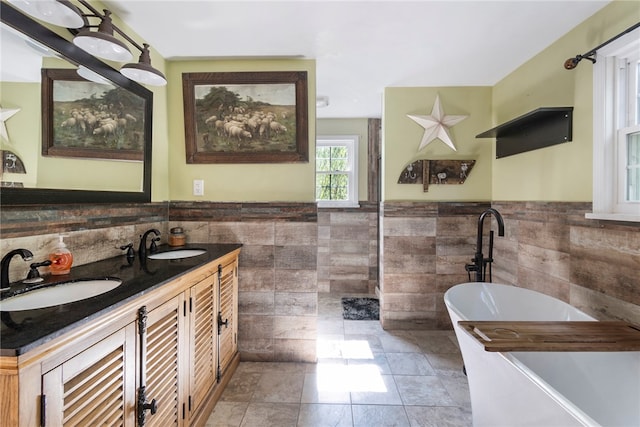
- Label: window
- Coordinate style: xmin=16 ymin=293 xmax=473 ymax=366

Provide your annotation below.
xmin=588 ymin=27 xmax=640 ymax=222
xmin=316 ymin=136 xmax=359 ymax=207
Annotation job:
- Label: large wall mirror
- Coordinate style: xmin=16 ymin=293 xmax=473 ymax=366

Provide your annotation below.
xmin=0 ymin=2 xmax=152 ymax=205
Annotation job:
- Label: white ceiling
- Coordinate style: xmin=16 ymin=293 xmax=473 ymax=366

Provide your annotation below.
xmin=103 ymin=0 xmax=609 ymax=118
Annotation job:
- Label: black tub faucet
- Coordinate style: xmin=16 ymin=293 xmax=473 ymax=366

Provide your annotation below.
xmin=1 ymin=249 xmax=34 ymax=291
xmin=139 ymin=229 xmax=160 ymax=260
xmin=466 ymin=208 xmax=505 ymax=282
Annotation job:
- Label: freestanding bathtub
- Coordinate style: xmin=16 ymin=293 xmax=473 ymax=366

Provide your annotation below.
xmin=444 ymin=282 xmax=640 ymax=427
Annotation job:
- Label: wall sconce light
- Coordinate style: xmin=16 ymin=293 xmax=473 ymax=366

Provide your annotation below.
xmin=7 ymin=0 xmax=167 ymax=86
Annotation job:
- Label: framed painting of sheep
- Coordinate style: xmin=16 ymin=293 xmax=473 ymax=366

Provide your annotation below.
xmin=41 ymin=69 xmax=147 ymax=161
xmin=182 ymin=71 xmax=308 ymax=163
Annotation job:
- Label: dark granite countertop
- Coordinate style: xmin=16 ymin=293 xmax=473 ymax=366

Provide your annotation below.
xmin=0 ymin=243 xmax=242 ymax=357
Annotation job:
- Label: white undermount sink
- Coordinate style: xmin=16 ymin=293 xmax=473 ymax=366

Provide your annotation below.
xmin=147 ymin=249 xmax=207 ymax=260
xmin=0 ymin=278 xmax=122 ymax=311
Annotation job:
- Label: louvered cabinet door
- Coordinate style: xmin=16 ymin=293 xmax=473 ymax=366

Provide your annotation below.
xmin=142 ymin=295 xmax=186 ymax=427
xmin=218 ymin=260 xmax=238 ymax=376
xmin=42 ymin=323 xmax=137 ymax=427
xmin=188 ymin=275 xmax=217 ymax=417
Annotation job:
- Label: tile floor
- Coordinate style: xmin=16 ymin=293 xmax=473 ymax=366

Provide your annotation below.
xmin=206 ymin=293 xmax=472 ymax=427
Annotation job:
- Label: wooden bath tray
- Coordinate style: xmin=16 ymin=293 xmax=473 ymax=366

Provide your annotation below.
xmin=458 ymin=321 xmax=640 ymax=352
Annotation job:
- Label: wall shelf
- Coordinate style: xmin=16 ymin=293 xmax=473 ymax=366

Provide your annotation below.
xmin=476 ymin=107 xmax=573 ymax=158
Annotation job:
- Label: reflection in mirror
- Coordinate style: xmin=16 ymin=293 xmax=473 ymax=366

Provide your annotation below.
xmin=0 ymin=2 xmax=152 ymax=204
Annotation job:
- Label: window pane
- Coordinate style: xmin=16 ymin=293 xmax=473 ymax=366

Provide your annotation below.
xmin=627 ymin=131 xmax=640 ymax=201
xmin=636 ymin=61 xmax=640 ymax=125
xmin=316 ymin=173 xmax=349 ymax=201
xmin=316 ymin=145 xmax=349 ymax=172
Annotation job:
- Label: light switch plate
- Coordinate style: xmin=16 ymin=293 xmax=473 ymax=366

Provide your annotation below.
xmin=193 ymin=179 xmax=204 ymax=196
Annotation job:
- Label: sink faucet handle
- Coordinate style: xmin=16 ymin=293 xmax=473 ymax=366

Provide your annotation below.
xmin=24 ymin=260 xmax=52 ymax=283
xmin=150 ymin=237 xmax=160 ymax=254
xmin=119 ymin=243 xmax=135 ymax=260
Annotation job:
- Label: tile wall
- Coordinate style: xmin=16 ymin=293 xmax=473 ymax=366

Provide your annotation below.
xmin=317 ymin=202 xmax=379 ymax=294
xmin=377 ymin=201 xmax=640 ymax=329
xmin=491 ymin=202 xmax=640 ymax=325
xmin=379 ymin=202 xmax=491 ymax=330
xmin=169 ymin=202 xmax=319 ymax=363
xmin=0 ymin=203 xmax=168 ymax=282
xmin=4 ymin=200 xmax=638 ymax=364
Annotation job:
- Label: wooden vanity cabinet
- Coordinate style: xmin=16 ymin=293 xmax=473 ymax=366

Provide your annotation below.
xmin=218 ymin=261 xmax=238 ymax=378
xmin=0 ymin=249 xmax=240 ymax=427
xmin=41 ymin=322 xmax=138 ymax=426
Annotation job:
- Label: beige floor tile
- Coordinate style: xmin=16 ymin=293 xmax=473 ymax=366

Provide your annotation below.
xmin=219 ymin=371 xmax=262 ymax=402
xmin=239 ymin=403 xmax=300 ymax=427
xmin=404 ymin=406 xmax=473 ymax=427
xmin=208 ymin=293 xmax=472 ymax=427
xmin=301 ymin=372 xmax=352 ymax=404
xmin=350 ymin=374 xmax=403 ymax=405
xmin=297 ymin=404 xmax=353 ymax=427
xmin=251 ymin=371 xmax=305 ymax=403
xmin=205 ymin=401 xmax=248 ymax=427
xmin=352 ymin=404 xmax=410 ymax=427
xmin=385 ymin=353 xmax=435 ymax=376
xmin=394 ymin=375 xmax=454 ymax=406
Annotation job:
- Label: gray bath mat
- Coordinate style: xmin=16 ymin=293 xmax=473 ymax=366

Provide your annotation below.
xmin=342 ymin=297 xmax=379 ymax=320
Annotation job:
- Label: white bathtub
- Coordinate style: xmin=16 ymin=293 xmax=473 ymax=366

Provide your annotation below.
xmin=444 ymin=282 xmax=640 ymax=427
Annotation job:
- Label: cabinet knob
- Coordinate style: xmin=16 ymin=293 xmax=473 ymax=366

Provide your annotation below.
xmin=142 ymin=398 xmax=158 ymax=415
xmin=137 ymin=386 xmax=158 ymax=426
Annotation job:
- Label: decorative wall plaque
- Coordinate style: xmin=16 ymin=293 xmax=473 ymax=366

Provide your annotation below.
xmin=398 ymin=159 xmax=475 ymax=191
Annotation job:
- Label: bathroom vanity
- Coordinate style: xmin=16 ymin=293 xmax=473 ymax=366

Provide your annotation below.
xmin=0 ymin=243 xmax=241 ymax=427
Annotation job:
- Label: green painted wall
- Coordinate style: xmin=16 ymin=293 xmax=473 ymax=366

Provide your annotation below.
xmin=316 ymin=118 xmax=369 ymax=201
xmin=165 ymin=59 xmax=316 ymax=202
xmin=491 ymin=0 xmax=640 ymax=201
xmin=382 ymin=87 xmax=493 ymax=201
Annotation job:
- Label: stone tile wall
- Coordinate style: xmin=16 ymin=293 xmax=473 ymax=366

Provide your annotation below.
xmin=317 ymin=202 xmax=379 ymax=294
xmin=169 ymin=202 xmax=319 ymax=363
xmin=491 ymin=202 xmax=640 ymax=325
xmin=379 ymin=200 xmax=640 ymax=329
xmin=0 ymin=203 xmax=168 ymax=282
xmin=379 ymin=202 xmax=491 ymax=330
xmin=6 ymin=200 xmax=637 ymax=362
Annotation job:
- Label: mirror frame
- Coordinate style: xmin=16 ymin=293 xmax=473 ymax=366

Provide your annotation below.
xmin=0 ymin=2 xmax=152 ymax=205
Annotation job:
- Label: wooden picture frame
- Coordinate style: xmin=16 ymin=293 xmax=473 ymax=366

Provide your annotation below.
xmin=41 ymin=69 xmax=147 ymax=161
xmin=182 ymin=71 xmax=308 ymax=163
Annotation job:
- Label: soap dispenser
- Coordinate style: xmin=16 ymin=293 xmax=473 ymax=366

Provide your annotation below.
xmin=49 ymin=235 xmax=73 ymax=275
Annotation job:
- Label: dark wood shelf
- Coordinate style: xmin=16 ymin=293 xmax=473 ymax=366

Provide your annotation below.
xmin=477 ymin=107 xmax=573 ymax=158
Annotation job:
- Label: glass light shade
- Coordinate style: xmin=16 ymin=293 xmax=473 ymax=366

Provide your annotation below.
xmin=77 ymin=66 xmax=111 ymax=85
xmin=120 ymin=64 xmax=167 ymax=86
xmin=120 ymin=44 xmax=166 ymax=86
xmin=7 ymin=0 xmax=84 ymax=28
xmin=74 ymin=28 xmax=132 ymax=62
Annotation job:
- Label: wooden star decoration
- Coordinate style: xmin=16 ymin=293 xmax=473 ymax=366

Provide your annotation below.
xmin=407 ymin=95 xmax=467 ymax=152
xmin=0 ymin=106 xmax=20 ymax=142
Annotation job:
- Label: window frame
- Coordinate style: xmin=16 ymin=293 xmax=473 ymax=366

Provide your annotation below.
xmin=587 ymin=26 xmax=640 ymax=222
xmin=315 ymin=135 xmax=360 ymax=208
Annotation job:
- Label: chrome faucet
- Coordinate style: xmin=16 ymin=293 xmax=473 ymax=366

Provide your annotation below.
xmin=139 ymin=229 xmax=160 ymax=260
xmin=466 ymin=208 xmax=505 ymax=282
xmin=1 ymin=249 xmax=34 ymax=291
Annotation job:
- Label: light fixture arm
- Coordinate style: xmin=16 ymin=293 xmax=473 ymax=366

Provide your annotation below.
xmin=564 ymin=21 xmax=640 ymax=70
